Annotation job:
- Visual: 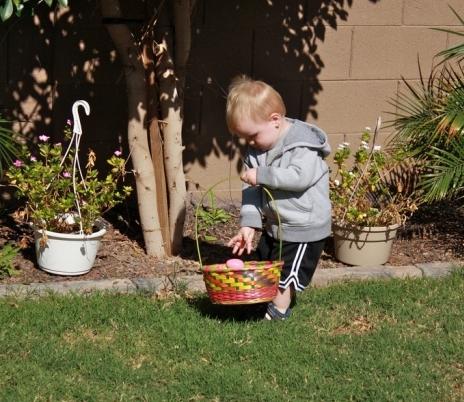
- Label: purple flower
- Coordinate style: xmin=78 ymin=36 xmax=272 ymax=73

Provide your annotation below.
xmin=62 ymin=172 xmax=71 ymax=178
xmin=13 ymin=160 xmax=23 ymax=167
xmin=39 ymin=135 xmax=50 ymax=142
xmin=30 ymin=156 xmax=37 ymax=162
xmin=114 ymin=150 xmax=122 ymax=156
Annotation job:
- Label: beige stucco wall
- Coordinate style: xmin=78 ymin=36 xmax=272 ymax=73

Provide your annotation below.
xmin=1 ymin=0 xmax=462 ymax=204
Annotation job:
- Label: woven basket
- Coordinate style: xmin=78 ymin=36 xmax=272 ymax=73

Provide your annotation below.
xmin=202 ymin=260 xmax=283 ymax=305
xmin=195 ymin=181 xmax=283 ymax=305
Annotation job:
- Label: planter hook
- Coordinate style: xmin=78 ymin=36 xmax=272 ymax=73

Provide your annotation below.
xmin=72 ymin=100 xmax=90 ymax=135
xmin=60 ymin=100 xmax=91 ymax=234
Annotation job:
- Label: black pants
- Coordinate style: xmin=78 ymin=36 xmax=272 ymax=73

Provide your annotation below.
xmin=257 ymin=232 xmax=326 ymax=291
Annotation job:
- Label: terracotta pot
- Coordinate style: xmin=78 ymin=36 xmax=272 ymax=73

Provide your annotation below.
xmin=34 ymin=226 xmax=106 ymax=276
xmin=332 ymin=223 xmax=399 ymax=266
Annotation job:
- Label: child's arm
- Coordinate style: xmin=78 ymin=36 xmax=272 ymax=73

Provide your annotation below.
xmin=257 ymin=148 xmax=328 ymax=191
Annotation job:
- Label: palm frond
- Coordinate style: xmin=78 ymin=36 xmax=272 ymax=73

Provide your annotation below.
xmin=0 ymin=117 xmax=20 ymax=177
xmin=433 ymin=6 xmax=464 ymax=64
xmin=420 ymin=138 xmax=464 ymax=202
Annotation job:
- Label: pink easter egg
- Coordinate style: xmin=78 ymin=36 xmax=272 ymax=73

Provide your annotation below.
xmin=226 ymin=258 xmax=245 ymax=269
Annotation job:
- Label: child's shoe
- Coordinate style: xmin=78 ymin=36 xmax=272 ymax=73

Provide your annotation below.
xmin=264 ymin=302 xmax=292 ymax=320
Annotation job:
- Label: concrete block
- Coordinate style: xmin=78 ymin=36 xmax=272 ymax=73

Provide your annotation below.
xmin=272 ymin=81 xmax=303 ymax=119
xmin=190 ymin=27 xmax=252 ymax=84
xmin=0 ymin=284 xmax=35 ymax=298
xmin=307 ymin=80 xmax=397 ymax=133
xmin=312 ymin=266 xmax=390 ymax=287
xmin=185 ymin=151 xmax=241 ymax=193
xmin=0 ymin=26 xmax=6 ymax=85
xmin=53 ymin=26 xmax=122 ymax=85
xmin=52 ymin=82 xmax=127 ymax=150
xmin=182 ymin=275 xmax=207 ymax=293
xmin=351 ymin=26 xmax=447 ymax=79
xmin=415 ymin=261 xmax=460 ymax=278
xmin=343 ymin=265 xmax=394 ymax=280
xmin=0 ymin=87 xmax=54 ymax=136
xmin=326 ymin=132 xmax=345 ymax=150
xmin=203 ymin=0 xmax=255 ymax=28
xmin=131 ymin=277 xmax=164 ymax=293
xmin=403 ymin=0 xmax=464 ymax=26
xmin=0 ymin=279 xmax=136 ymax=298
xmin=253 ymin=27 xmax=315 ymax=83
xmin=337 ymin=0 xmax=403 ymax=26
xmin=318 ymin=27 xmax=352 ymax=80
xmin=8 ymin=24 xmax=53 ymax=84
xmin=34 ymin=278 xmax=137 ymax=295
xmin=382 ymin=265 xmax=423 ymax=279
xmin=183 ymin=81 xmax=202 ymax=140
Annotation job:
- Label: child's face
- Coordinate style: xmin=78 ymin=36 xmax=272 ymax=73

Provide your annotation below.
xmin=234 ymin=114 xmax=282 ymax=151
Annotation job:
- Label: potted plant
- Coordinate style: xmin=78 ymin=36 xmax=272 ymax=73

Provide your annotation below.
xmin=329 ymin=119 xmax=419 ymax=266
xmin=6 ymin=101 xmax=132 ymax=275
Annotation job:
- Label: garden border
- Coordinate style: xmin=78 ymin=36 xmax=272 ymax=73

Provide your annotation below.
xmin=0 ymin=261 xmax=461 ymax=299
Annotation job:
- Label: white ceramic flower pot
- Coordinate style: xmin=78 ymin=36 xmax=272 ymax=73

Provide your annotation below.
xmin=333 ymin=223 xmax=399 ymax=266
xmin=34 ymin=227 xmax=106 ymax=276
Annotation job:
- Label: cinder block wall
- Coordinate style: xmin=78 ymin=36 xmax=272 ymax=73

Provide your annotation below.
xmin=183 ymin=0 xmax=463 ymax=202
xmin=0 ymin=0 xmax=462 ymax=204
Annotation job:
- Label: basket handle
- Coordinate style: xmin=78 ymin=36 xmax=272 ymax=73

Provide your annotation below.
xmin=194 ymin=178 xmax=283 ymax=269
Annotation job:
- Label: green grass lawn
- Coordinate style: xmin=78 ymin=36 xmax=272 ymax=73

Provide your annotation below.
xmin=1 ymin=270 xmax=463 ymax=402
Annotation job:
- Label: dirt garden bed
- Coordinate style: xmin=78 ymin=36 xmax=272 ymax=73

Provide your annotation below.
xmin=1 ymin=200 xmax=463 ymax=285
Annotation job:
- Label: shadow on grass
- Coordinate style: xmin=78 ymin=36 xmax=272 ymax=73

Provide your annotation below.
xmin=188 ymin=295 xmax=267 ymax=322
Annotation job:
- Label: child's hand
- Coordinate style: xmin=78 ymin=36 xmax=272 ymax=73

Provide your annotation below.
xmin=240 ymin=168 xmax=257 ymax=186
xmin=227 ymin=227 xmax=255 ymax=256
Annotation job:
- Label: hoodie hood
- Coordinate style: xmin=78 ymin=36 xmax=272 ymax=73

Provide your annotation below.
xmin=266 ymin=119 xmax=331 ymax=163
xmin=282 ymin=119 xmax=331 ymax=156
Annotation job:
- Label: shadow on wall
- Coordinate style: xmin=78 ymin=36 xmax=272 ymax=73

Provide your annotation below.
xmin=0 ymin=0 xmax=380 ymax=176
xmin=182 ymin=0 xmax=381 ymax=174
xmin=0 ymin=0 xmax=129 ymax=173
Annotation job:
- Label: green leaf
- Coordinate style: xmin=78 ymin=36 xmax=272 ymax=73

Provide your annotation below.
xmin=57 ymin=0 xmax=68 ymax=6
xmin=44 ymin=0 xmax=54 ymax=6
xmin=0 ymin=0 xmax=14 ymax=21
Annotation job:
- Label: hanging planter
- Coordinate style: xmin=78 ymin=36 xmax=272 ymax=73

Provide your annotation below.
xmin=332 ymin=223 xmax=399 ymax=266
xmin=34 ymin=225 xmax=106 ymax=276
xmin=6 ymin=100 xmax=132 ymax=276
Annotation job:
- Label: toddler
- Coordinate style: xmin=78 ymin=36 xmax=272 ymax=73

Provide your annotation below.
xmin=226 ymin=75 xmax=331 ymax=320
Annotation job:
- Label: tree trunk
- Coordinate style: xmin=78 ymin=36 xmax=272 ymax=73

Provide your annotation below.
xmin=142 ymin=42 xmax=172 ymax=256
xmin=154 ymin=38 xmax=187 ymax=255
xmin=101 ymin=0 xmax=165 ymax=257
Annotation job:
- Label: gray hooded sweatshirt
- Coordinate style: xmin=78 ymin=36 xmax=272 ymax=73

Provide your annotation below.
xmin=240 ymin=118 xmax=332 ymax=242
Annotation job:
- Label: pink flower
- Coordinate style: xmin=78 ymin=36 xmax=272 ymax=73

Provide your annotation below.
xmin=13 ymin=160 xmax=23 ymax=167
xmin=39 ymin=135 xmax=50 ymax=142
xmin=62 ymin=172 xmax=71 ymax=178
xmin=114 ymin=150 xmax=122 ymax=156
xmin=30 ymin=156 xmax=37 ymax=162
xmin=66 ymin=119 xmax=72 ymax=126
xmin=54 ymin=143 xmax=62 ymax=147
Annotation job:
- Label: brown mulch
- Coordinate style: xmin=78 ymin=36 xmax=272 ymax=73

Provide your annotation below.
xmin=1 ymin=200 xmax=463 ymax=285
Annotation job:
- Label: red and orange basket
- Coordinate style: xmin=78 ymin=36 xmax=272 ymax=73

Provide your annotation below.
xmin=195 ymin=183 xmax=283 ymax=305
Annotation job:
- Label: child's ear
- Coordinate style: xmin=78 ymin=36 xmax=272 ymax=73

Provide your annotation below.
xmin=269 ymin=112 xmax=282 ymax=123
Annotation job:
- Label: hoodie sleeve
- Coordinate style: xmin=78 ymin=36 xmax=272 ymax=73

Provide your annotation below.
xmin=239 ymin=155 xmax=263 ymax=229
xmin=239 ymin=185 xmax=263 ymax=229
xmin=256 ymin=147 xmax=328 ymax=192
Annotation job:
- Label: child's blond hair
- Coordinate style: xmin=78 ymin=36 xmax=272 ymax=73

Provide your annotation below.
xmin=226 ymin=75 xmax=286 ymax=134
